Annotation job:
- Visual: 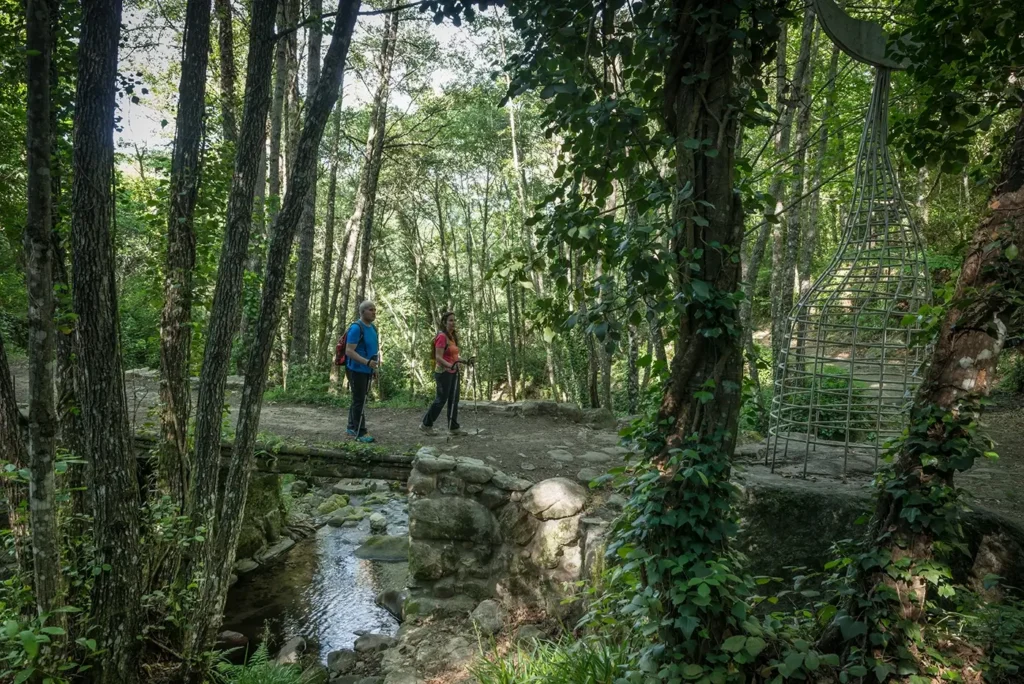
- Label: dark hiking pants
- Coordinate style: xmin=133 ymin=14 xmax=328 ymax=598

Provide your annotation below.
xmin=422 ymin=371 xmax=460 ymax=429
xmin=347 ymin=370 xmax=372 ymax=435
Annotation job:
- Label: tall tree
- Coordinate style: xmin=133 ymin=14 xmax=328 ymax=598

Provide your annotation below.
xmin=70 ymin=0 xmax=141 ymax=678
xmin=181 ymin=0 xmax=279 ymax=673
xmin=0 ymin=332 xmax=31 ymax=580
xmin=317 ymin=102 xmax=343 ymax=365
xmin=289 ymin=0 xmax=323 ymax=364
xmin=354 ymin=4 xmax=399 ymax=310
xmin=216 ymin=0 xmax=237 ymax=144
xmin=187 ymin=2 xmax=360 ymax=674
xmin=24 ymin=0 xmax=61 ymax=615
xmin=158 ymin=0 xmax=213 ymax=505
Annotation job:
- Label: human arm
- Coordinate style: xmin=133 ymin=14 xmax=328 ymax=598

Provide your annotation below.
xmin=434 ymin=342 xmax=456 ymax=370
xmin=346 ymin=342 xmax=378 ymax=368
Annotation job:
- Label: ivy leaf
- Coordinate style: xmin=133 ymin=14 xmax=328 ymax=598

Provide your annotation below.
xmin=722 ymin=635 xmax=747 ymax=652
xmin=838 ymin=616 xmax=867 ymax=641
xmin=1005 ymin=243 xmax=1019 ymax=260
xmin=745 ymin=636 xmax=766 ymax=656
xmin=682 ymin=663 xmax=704 ymax=680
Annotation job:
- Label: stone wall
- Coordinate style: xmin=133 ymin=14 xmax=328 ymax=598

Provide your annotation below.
xmin=405 ymin=447 xmax=608 ymax=621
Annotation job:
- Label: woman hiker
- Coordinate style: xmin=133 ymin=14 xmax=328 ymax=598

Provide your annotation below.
xmin=420 ymin=311 xmax=473 ymax=436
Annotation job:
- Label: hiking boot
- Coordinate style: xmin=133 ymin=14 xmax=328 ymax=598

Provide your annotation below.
xmin=419 ymin=424 xmax=437 ymax=436
xmin=448 ymin=427 xmax=469 ymax=436
xmin=346 ymin=428 xmax=358 ymax=437
xmin=356 ymin=434 xmax=375 ymax=443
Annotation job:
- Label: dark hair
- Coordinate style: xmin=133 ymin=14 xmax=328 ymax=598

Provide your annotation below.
xmin=432 ymin=311 xmax=459 ymax=363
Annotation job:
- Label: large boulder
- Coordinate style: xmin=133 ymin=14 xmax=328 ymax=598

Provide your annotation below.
xmin=521 ymin=478 xmax=587 ymax=520
xmin=409 ymin=497 xmax=498 ymax=543
xmin=409 ymin=539 xmax=461 ymax=581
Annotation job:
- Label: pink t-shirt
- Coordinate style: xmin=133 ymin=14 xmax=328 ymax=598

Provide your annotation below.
xmin=434 ymin=332 xmax=460 ymax=373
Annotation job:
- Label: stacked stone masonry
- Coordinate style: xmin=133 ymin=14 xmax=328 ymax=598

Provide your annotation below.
xmin=404 ymin=446 xmax=608 ymax=620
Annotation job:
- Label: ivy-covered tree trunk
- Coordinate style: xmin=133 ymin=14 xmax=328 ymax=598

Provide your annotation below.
xmin=189 ymin=2 xmax=358 ymax=673
xmin=289 ymin=0 xmax=322 ymax=365
xmin=639 ymin=0 xmax=746 ymax=659
xmin=354 ymin=5 xmax=399 ymax=310
xmin=317 ymin=103 xmax=343 ymax=366
xmin=70 ymin=0 xmax=142 ymax=678
xmin=24 ymin=0 xmax=62 ymax=616
xmin=181 ymin=0 xmax=278 ymax=674
xmin=829 ymin=111 xmax=1024 ymax=665
xmin=159 ymin=0 xmax=212 ymax=506
xmin=0 ymin=332 xmax=31 ymax=580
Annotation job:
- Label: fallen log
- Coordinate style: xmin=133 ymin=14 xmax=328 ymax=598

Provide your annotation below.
xmin=133 ymin=433 xmax=413 ymax=481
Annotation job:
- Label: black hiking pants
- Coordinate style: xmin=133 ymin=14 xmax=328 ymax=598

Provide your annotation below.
xmin=347 ymin=369 xmax=372 ymax=435
xmin=422 ymin=371 xmax=460 ymax=429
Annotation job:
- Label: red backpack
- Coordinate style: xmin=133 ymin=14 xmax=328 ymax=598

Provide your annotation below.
xmin=334 ymin=321 xmax=367 ymax=366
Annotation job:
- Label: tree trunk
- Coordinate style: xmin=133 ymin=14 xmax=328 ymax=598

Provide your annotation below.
xmin=215 ymin=0 xmax=237 ymax=144
xmin=188 ymin=3 xmax=359 ymax=675
xmin=268 ymin=0 xmax=286 ymax=216
xmin=435 ymin=176 xmax=452 ymax=307
xmin=826 ymin=110 xmax=1024 ymax=658
xmin=289 ymin=0 xmax=322 ymax=365
xmin=773 ymin=6 xmax=816 ymax=371
xmin=642 ymin=0 xmax=746 ymax=648
xmin=354 ymin=4 xmax=398 ymax=309
xmin=317 ymin=103 xmax=343 ymax=366
xmin=24 ymin=0 xmax=62 ymax=616
xmin=181 ymin=0 xmax=278 ymax=674
xmin=159 ymin=0 xmax=212 ymax=506
xmin=71 ymin=0 xmax=142 ymax=677
xmin=0 ymin=332 xmax=31 ymax=581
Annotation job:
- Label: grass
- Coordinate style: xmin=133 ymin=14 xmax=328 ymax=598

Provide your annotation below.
xmin=470 ymin=636 xmax=631 ymax=684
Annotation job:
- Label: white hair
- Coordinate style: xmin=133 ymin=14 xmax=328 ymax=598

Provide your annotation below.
xmin=358 ymin=300 xmax=375 ymax=314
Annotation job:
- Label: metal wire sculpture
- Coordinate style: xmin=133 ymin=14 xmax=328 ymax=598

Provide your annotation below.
xmin=766 ymin=66 xmax=930 ymax=478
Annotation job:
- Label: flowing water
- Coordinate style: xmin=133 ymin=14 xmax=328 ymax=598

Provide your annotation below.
xmin=222 ymin=496 xmax=409 ymax=664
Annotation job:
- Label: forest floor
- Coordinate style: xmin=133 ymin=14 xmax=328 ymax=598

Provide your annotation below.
xmin=8 ymin=359 xmax=1024 ymax=526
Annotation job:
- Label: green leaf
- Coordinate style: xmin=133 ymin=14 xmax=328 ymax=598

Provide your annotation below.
xmin=14 ymin=668 xmax=34 ymax=684
xmin=19 ymin=631 xmax=38 ymax=659
xmin=1005 ymin=243 xmax=1019 ymax=260
xmin=682 ymin=663 xmax=704 ymax=679
xmin=722 ymin=635 xmax=746 ymax=652
xmin=745 ymin=636 xmax=766 ymax=656
xmin=40 ymin=626 xmax=65 ymax=636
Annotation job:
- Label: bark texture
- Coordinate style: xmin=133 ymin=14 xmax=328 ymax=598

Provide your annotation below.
xmin=216 ymin=0 xmax=237 ymax=144
xmin=317 ymin=103 xmax=343 ymax=365
xmin=189 ymin=2 xmax=359 ymax=672
xmin=289 ymin=0 xmax=323 ymax=365
xmin=71 ymin=0 xmax=142 ymax=678
xmin=354 ymin=5 xmax=399 ymax=310
xmin=0 ymin=332 xmax=31 ymax=580
xmin=181 ymin=0 xmax=278 ymax=674
xmin=24 ymin=0 xmax=62 ymax=616
xmin=159 ymin=0 xmax=212 ymax=505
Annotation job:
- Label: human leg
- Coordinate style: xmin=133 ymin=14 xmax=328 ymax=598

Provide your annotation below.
xmin=422 ymin=372 xmax=451 ymax=428
xmin=347 ymin=371 xmax=370 ymax=435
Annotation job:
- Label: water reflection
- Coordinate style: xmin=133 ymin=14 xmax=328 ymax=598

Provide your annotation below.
xmin=222 ymin=498 xmax=409 ymax=663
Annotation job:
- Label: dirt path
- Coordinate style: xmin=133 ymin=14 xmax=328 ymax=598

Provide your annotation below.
xmin=9 ymin=360 xmax=1023 ymax=525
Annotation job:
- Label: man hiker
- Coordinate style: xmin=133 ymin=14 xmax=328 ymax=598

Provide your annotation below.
xmin=343 ymin=300 xmax=379 ymax=442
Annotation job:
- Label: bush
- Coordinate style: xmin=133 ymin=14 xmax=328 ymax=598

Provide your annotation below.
xmin=1000 ymin=350 xmax=1024 ymax=393
xmin=211 ymin=639 xmax=302 ymax=684
xmin=471 ymin=636 xmax=631 ymax=684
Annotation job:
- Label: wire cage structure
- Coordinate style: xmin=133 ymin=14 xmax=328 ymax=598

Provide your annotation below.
xmin=766 ymin=68 xmax=930 ymax=478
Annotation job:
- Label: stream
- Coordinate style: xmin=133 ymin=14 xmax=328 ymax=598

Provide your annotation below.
xmin=221 ymin=495 xmax=409 ymax=664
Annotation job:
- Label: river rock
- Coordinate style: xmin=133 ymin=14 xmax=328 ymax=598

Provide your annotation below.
xmin=383 ymin=671 xmax=419 ymax=684
xmin=576 ymin=467 xmax=603 ymax=485
xmin=290 ymin=480 xmax=309 ymax=496
xmin=605 ymin=493 xmax=628 ymax=510
xmin=533 ymin=517 xmax=581 ymax=568
xmin=357 ymin=678 xmax=383 ymax=684
xmin=521 ymin=462 xmax=536 ymax=471
xmin=409 ymin=497 xmax=498 ymax=543
xmin=215 ymin=630 xmax=248 ymax=652
xmin=364 ymin=491 xmax=391 ymax=506
xmin=498 ymin=502 xmax=540 ymax=545
xmin=334 ymin=479 xmax=373 ymax=496
xmin=490 ymin=471 xmax=532 ymax=491
xmin=515 ymin=624 xmax=547 ymax=643
xmin=454 ymin=458 xmax=494 ymax=484
xmin=275 ymin=636 xmax=305 ymax=664
xmin=233 ymin=557 xmax=258 ymax=575
xmin=601 ymin=445 xmax=630 ymax=457
xmin=354 ymin=535 xmax=409 ymax=562
xmin=256 ymin=538 xmax=295 ymax=564
xmin=470 ymin=599 xmax=505 ymax=636
xmin=547 ymin=449 xmax=574 ymax=463
xmin=416 ymin=454 xmax=457 ymax=474
xmin=317 ymin=494 xmax=350 ymax=515
xmin=327 ymin=505 xmax=365 ymax=528
xmin=478 ymin=486 xmax=510 ymax=509
xmin=578 ymin=451 xmax=611 ymax=464
xmin=327 ymin=648 xmax=358 ymax=675
xmin=354 ymin=633 xmax=397 ymax=653
xmin=409 ymin=540 xmax=460 ymax=581
xmin=376 ymin=589 xmax=408 ymax=621
xmin=522 ymin=478 xmax=587 ymax=520
xmin=408 ymin=469 xmax=435 ymax=496
xmin=369 ymin=512 xmax=388 ymax=534
xmin=443 ymin=635 xmax=475 ymax=665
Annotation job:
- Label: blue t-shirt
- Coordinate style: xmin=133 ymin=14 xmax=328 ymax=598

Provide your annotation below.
xmin=345 ymin=321 xmax=379 ymax=374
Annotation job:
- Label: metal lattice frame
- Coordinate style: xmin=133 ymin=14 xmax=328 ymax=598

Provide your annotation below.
xmin=767 ymin=68 xmax=930 ymax=478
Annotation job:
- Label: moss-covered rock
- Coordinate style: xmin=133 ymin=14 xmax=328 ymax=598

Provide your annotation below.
xmin=235 ymin=474 xmax=286 ymax=560
xmin=317 ymin=493 xmax=351 ymax=515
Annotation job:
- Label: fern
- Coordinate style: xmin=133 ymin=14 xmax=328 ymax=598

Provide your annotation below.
xmin=210 ymin=639 xmax=304 ymax=684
